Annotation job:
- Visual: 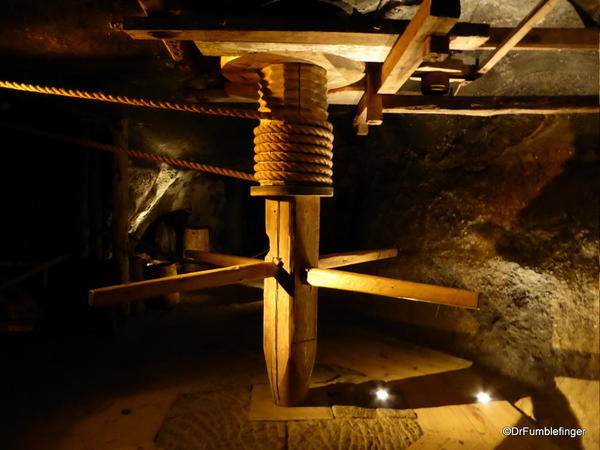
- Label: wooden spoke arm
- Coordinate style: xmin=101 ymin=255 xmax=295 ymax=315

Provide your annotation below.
xmin=306 ymin=268 xmax=479 ymax=309
xmin=185 ymin=250 xmax=262 ymax=266
xmin=89 ymin=262 xmax=279 ymax=307
xmin=185 ymin=248 xmax=398 ymax=270
xmin=318 ymin=248 xmax=397 ymax=269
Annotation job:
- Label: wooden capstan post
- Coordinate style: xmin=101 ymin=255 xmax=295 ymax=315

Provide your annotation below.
xmin=88 ymin=0 xmax=482 ymax=408
xmin=250 ymin=62 xmax=334 ymax=405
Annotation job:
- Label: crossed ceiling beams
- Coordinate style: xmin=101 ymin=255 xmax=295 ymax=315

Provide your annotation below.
xmin=124 ymin=0 xmax=599 ymax=136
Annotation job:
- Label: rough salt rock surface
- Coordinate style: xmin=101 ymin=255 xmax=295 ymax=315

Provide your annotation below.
xmin=328 ymin=112 xmax=599 ymax=389
xmin=157 ymin=388 xmax=422 ymax=449
xmin=341 ymin=0 xmax=584 ymax=26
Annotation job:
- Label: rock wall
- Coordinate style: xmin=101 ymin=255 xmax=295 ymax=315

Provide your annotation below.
xmin=327 ymin=111 xmax=599 ymax=390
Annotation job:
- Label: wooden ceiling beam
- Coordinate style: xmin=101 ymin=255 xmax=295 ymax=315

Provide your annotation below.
xmin=123 ymin=15 xmax=487 ymax=63
xmin=478 ymin=0 xmax=563 ymax=75
xmin=378 ymin=0 xmax=460 ymax=94
xmin=123 ymin=17 xmax=598 ymax=59
xmin=381 ymin=95 xmax=600 ymax=116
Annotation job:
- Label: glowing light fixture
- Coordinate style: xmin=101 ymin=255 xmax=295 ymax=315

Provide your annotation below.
xmin=375 ymin=389 xmax=389 ymax=401
xmin=476 ymin=392 xmax=491 ymax=403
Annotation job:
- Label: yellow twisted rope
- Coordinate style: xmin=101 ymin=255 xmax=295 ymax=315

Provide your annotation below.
xmin=0 ymin=80 xmax=272 ymax=121
xmin=7 ymin=125 xmax=256 ymax=182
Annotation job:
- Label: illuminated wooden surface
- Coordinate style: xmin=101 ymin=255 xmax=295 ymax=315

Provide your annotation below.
xmin=307 ymin=268 xmax=479 ymax=309
xmin=89 ymin=262 xmax=279 ymax=307
xmin=263 ymin=197 xmax=320 ymax=406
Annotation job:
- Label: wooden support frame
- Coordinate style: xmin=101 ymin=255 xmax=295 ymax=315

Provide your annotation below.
xmin=306 ymin=268 xmax=480 ymax=309
xmin=88 ymin=262 xmax=279 ymax=307
xmin=478 ymin=0 xmax=562 ymax=75
xmin=378 ymin=0 xmax=460 ymax=94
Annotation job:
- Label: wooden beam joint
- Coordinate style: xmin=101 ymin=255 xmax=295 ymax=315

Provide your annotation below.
xmin=378 ymin=0 xmax=460 ymax=94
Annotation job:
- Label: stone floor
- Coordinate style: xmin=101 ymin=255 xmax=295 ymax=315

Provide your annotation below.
xmin=0 ymin=294 xmax=577 ymax=449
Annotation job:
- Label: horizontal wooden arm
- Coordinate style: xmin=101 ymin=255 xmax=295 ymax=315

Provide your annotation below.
xmin=318 ymin=248 xmax=398 ymax=269
xmin=89 ymin=262 xmax=279 ymax=307
xmin=306 ymin=268 xmax=479 ymax=309
xmin=185 ymin=250 xmax=261 ymax=266
xmin=185 ymin=248 xmax=398 ymax=270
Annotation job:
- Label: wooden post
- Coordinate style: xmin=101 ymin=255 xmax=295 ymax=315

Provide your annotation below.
xmin=157 ymin=262 xmax=180 ymax=308
xmin=264 ymin=197 xmax=320 ymax=406
xmin=183 ymin=227 xmax=210 ymax=273
xmin=248 ymin=61 xmax=332 ymax=406
xmin=129 ymin=254 xmax=146 ymax=314
xmin=113 ymin=119 xmax=131 ymax=314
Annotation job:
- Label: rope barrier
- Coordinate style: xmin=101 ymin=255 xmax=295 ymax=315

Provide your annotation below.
xmin=0 ymin=80 xmax=271 ymax=121
xmin=0 ymin=75 xmax=336 ymax=186
xmin=5 ymin=125 xmax=256 ymax=182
